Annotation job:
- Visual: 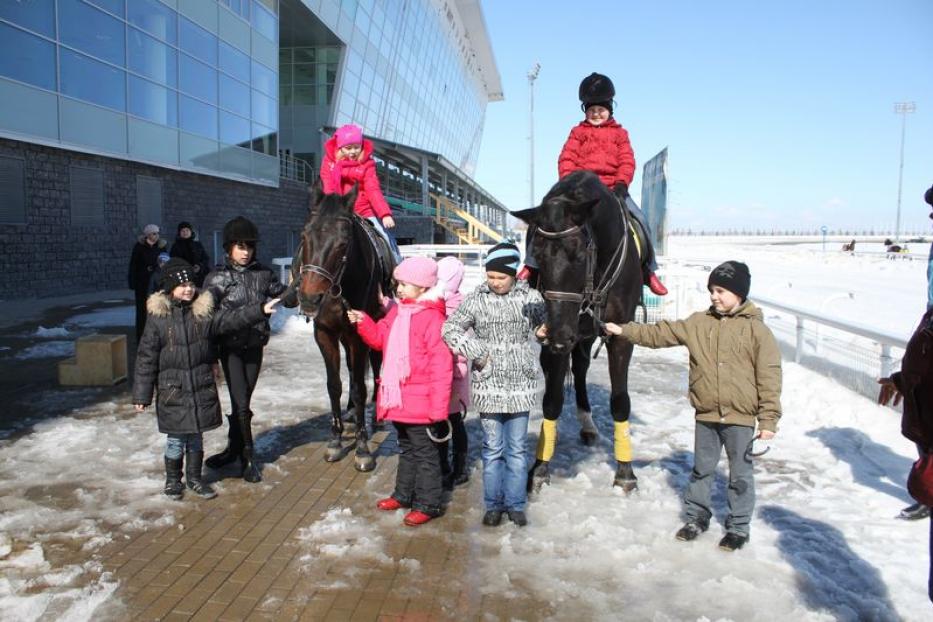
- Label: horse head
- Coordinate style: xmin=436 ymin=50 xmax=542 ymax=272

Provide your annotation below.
xmin=297 ymin=180 xmax=358 ymax=305
xmin=515 ymin=171 xmax=601 ymax=353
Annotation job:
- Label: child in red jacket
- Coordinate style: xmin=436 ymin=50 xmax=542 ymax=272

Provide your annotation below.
xmin=347 ymin=256 xmax=453 ymax=526
xmin=526 ymin=73 xmax=666 ymax=295
xmin=321 ymin=124 xmax=401 ymax=260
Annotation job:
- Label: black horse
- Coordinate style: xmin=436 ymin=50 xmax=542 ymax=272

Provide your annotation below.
xmin=294 ymin=182 xmax=394 ymax=472
xmin=514 ymin=171 xmax=643 ymax=490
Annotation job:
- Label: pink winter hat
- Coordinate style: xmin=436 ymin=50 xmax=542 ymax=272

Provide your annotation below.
xmin=335 ymin=124 xmax=363 ymax=149
xmin=393 ymin=256 xmax=438 ymax=289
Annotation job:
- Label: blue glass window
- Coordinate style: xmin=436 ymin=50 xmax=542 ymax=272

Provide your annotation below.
xmin=127 ymin=0 xmax=177 ymax=45
xmin=128 ymin=75 xmax=177 ymax=126
xmin=219 ymin=74 xmax=250 ymax=117
xmin=220 ymin=111 xmax=250 ymax=146
xmin=251 ymin=60 xmax=276 ymax=97
xmin=60 ymin=49 xmax=125 ymax=111
xmin=251 ymin=1 xmax=276 ymax=42
xmin=251 ymin=90 xmax=276 ymax=127
xmin=85 ymin=0 xmax=124 ymax=17
xmin=0 ymin=0 xmax=54 ymax=38
xmin=251 ymin=123 xmax=276 ymax=155
xmin=128 ymin=27 xmax=177 ymax=87
xmin=179 ymin=55 xmax=217 ymax=104
xmin=179 ymin=17 xmax=217 ymax=67
xmin=219 ymin=41 xmax=250 ymax=83
xmin=179 ymin=95 xmax=217 ymax=139
xmin=59 ymin=0 xmax=125 ymax=67
xmin=0 ymin=22 xmax=56 ymax=90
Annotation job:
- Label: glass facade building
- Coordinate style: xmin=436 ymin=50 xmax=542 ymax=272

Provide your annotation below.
xmin=0 ymin=0 xmax=281 ymax=185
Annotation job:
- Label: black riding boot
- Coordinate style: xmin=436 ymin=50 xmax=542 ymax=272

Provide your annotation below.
xmin=205 ymin=415 xmax=243 ymax=469
xmin=239 ymin=412 xmax=262 ymax=483
xmin=163 ymin=456 xmax=184 ymax=500
xmin=185 ymin=451 xmax=217 ymax=499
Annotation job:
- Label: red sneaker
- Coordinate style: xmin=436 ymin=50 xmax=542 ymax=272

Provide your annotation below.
xmin=647 ymin=272 xmax=668 ymax=296
xmin=403 ymin=510 xmax=434 ymax=526
xmin=516 ymin=265 xmax=533 ymax=281
xmin=376 ymin=497 xmax=405 ymax=511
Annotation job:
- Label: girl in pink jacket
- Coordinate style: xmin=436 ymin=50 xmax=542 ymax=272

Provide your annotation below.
xmin=347 ymin=256 xmax=452 ymax=526
xmin=321 ymin=124 xmax=400 ymax=260
xmin=435 ymin=257 xmax=471 ymax=489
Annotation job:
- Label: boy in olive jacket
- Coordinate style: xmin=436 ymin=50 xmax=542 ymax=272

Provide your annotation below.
xmin=604 ymin=260 xmax=782 ymax=551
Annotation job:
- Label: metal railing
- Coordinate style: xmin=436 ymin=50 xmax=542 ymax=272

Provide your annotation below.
xmin=279 ymin=153 xmax=314 ymax=183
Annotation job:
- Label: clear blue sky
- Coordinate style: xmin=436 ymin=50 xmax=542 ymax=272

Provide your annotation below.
xmin=474 ymin=0 xmax=933 ymax=233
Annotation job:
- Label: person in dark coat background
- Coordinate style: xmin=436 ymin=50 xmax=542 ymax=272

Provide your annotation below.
xmin=133 ymin=258 xmax=281 ymax=500
xmin=878 ymin=183 xmax=933 ymax=602
xmin=203 ymin=216 xmax=297 ymax=483
xmin=169 ymin=221 xmax=211 ymax=287
xmin=128 ymin=224 xmax=167 ymax=342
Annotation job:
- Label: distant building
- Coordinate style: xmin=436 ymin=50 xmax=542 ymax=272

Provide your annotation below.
xmin=0 ymin=0 xmax=507 ymax=298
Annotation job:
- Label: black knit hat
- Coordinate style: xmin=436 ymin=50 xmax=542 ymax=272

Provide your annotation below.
xmin=708 ymin=261 xmax=751 ymax=301
xmin=161 ymin=258 xmax=195 ymax=293
xmin=925 ymin=184 xmax=933 ymax=207
xmin=223 ymin=216 xmax=259 ymax=249
xmin=584 ymin=100 xmax=613 ymax=115
xmin=177 ymin=221 xmax=193 ymax=234
xmin=579 ymin=73 xmax=615 ymax=106
xmin=484 ymin=241 xmax=521 ymax=277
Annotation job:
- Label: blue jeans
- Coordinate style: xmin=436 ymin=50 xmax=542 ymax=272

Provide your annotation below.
xmin=480 ymin=412 xmax=529 ymax=512
xmin=165 ymin=433 xmax=203 ymax=460
xmin=366 ymin=216 xmax=401 ymax=262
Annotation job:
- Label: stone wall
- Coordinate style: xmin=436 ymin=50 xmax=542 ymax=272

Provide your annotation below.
xmin=0 ymin=138 xmax=309 ymax=299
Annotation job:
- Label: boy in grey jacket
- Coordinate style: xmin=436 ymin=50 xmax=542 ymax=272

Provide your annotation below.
xmin=605 ymin=260 xmax=782 ymax=551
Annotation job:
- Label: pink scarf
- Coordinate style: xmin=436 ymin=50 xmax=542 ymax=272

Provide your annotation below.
xmin=379 ymin=301 xmax=424 ymax=410
xmin=330 ymin=158 xmax=353 ymax=191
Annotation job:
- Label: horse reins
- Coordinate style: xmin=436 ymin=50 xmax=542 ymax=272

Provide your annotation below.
xmin=535 ymin=193 xmax=631 ymax=335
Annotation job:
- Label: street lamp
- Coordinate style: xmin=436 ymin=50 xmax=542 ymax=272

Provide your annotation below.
xmin=528 ymin=62 xmax=541 ymax=207
xmin=894 ymin=101 xmax=916 ymax=242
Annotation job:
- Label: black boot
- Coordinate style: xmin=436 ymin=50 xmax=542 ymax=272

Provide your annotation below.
xmin=450 ymin=412 xmax=469 ymax=487
xmin=184 ymin=451 xmax=217 ymax=499
xmin=205 ymin=415 xmax=243 ymax=469
xmin=239 ymin=413 xmax=262 ymax=483
xmin=163 ymin=456 xmax=184 ymax=500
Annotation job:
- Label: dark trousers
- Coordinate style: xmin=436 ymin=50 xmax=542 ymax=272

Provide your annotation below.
xmin=220 ymin=346 xmax=263 ymax=419
xmin=134 ymin=287 xmax=148 ymax=342
xmin=392 ymin=422 xmax=443 ymax=515
xmin=436 ymin=411 xmax=468 ymax=475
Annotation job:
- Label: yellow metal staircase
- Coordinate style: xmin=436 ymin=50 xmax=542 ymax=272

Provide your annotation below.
xmin=430 ymin=193 xmax=504 ymax=244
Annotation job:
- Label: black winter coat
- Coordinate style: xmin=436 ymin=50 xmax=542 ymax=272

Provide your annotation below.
xmin=169 ymin=237 xmax=211 ymax=287
xmin=893 ymin=307 xmax=933 ymax=452
xmin=128 ymin=237 xmax=167 ymax=291
xmin=132 ymin=290 xmax=267 ymax=434
xmin=203 ymin=258 xmax=289 ymax=350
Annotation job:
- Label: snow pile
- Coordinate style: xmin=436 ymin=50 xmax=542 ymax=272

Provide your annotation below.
xmin=35 ymin=326 xmax=70 ymax=338
xmin=13 ymin=341 xmax=75 ymax=360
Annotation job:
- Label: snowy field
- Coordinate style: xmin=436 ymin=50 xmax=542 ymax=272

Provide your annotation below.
xmin=0 ymin=236 xmax=930 ymax=621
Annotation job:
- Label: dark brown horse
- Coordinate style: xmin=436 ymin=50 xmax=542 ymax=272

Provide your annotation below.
xmin=294 ymin=182 xmax=393 ymax=471
xmin=514 ymin=171 xmax=643 ymax=490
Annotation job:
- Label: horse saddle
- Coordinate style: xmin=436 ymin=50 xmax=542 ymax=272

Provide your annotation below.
xmin=353 ymin=216 xmax=396 ymax=292
xmin=619 ymin=195 xmax=646 ymax=266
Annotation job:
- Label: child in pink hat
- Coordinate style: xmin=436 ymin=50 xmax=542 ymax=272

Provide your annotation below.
xmin=347 ymin=256 xmax=452 ymax=526
xmin=320 ymin=123 xmax=400 ymax=260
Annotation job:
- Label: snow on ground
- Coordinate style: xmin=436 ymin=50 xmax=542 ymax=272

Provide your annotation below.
xmin=0 ymin=237 xmax=930 ymax=620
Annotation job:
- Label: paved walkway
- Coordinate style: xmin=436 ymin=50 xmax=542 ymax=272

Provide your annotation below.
xmin=95 ymin=427 xmax=538 ymax=621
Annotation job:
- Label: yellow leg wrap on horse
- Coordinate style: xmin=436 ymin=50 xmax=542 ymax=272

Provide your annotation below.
xmin=536 ymin=419 xmax=558 ymax=462
xmin=614 ymin=421 xmax=633 ymax=462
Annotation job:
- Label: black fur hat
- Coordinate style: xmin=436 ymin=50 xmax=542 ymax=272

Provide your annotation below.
xmin=579 ymin=73 xmax=615 ymax=106
xmin=160 ymin=258 xmax=195 ymax=293
xmin=222 ymin=216 xmax=259 ymax=249
xmin=177 ymin=221 xmax=193 ymax=234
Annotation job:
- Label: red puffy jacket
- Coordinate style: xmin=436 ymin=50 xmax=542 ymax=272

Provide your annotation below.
xmin=557 ymin=118 xmax=635 ymax=188
xmin=355 ymin=297 xmax=452 ymax=424
xmin=320 ymin=136 xmax=392 ymax=219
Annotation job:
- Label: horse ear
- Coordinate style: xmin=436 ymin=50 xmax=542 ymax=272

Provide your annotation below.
xmin=309 ymin=178 xmax=324 ymax=212
xmin=343 ymin=183 xmax=359 ymax=211
xmin=511 ymin=207 xmax=538 ymax=226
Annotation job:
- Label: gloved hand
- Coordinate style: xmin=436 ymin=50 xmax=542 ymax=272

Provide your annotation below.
xmin=613 ymin=182 xmax=629 ymax=198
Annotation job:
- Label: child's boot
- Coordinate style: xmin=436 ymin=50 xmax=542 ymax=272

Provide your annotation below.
xmin=163 ymin=457 xmax=184 ymax=500
xmin=451 ymin=451 xmax=469 ymax=487
xmin=238 ymin=412 xmax=262 ymax=483
xmin=647 ymin=271 xmax=668 ymax=296
xmin=184 ymin=451 xmax=217 ymax=499
xmin=205 ymin=415 xmax=243 ymax=469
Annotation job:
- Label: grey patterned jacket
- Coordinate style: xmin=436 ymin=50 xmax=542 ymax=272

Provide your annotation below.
xmin=442 ymin=279 xmax=546 ymax=413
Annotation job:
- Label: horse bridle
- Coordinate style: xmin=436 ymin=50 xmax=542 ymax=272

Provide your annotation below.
xmin=534 ymin=193 xmax=631 ymax=331
xmin=296 ymin=215 xmax=353 ymax=299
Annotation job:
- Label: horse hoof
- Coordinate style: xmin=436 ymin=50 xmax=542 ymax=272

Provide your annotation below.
xmin=613 ymin=478 xmax=638 ymax=493
xmin=325 ymin=444 xmax=343 ymax=462
xmin=579 ymin=430 xmax=598 ymax=446
xmin=613 ymin=461 xmax=637 ymax=493
xmin=527 ymin=461 xmax=550 ymax=493
xmin=355 ymin=455 xmax=375 ymax=472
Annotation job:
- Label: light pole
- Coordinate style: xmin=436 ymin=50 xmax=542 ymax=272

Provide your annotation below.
xmin=894 ymin=101 xmax=916 ymax=242
xmin=528 ymin=62 xmax=540 ymax=207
